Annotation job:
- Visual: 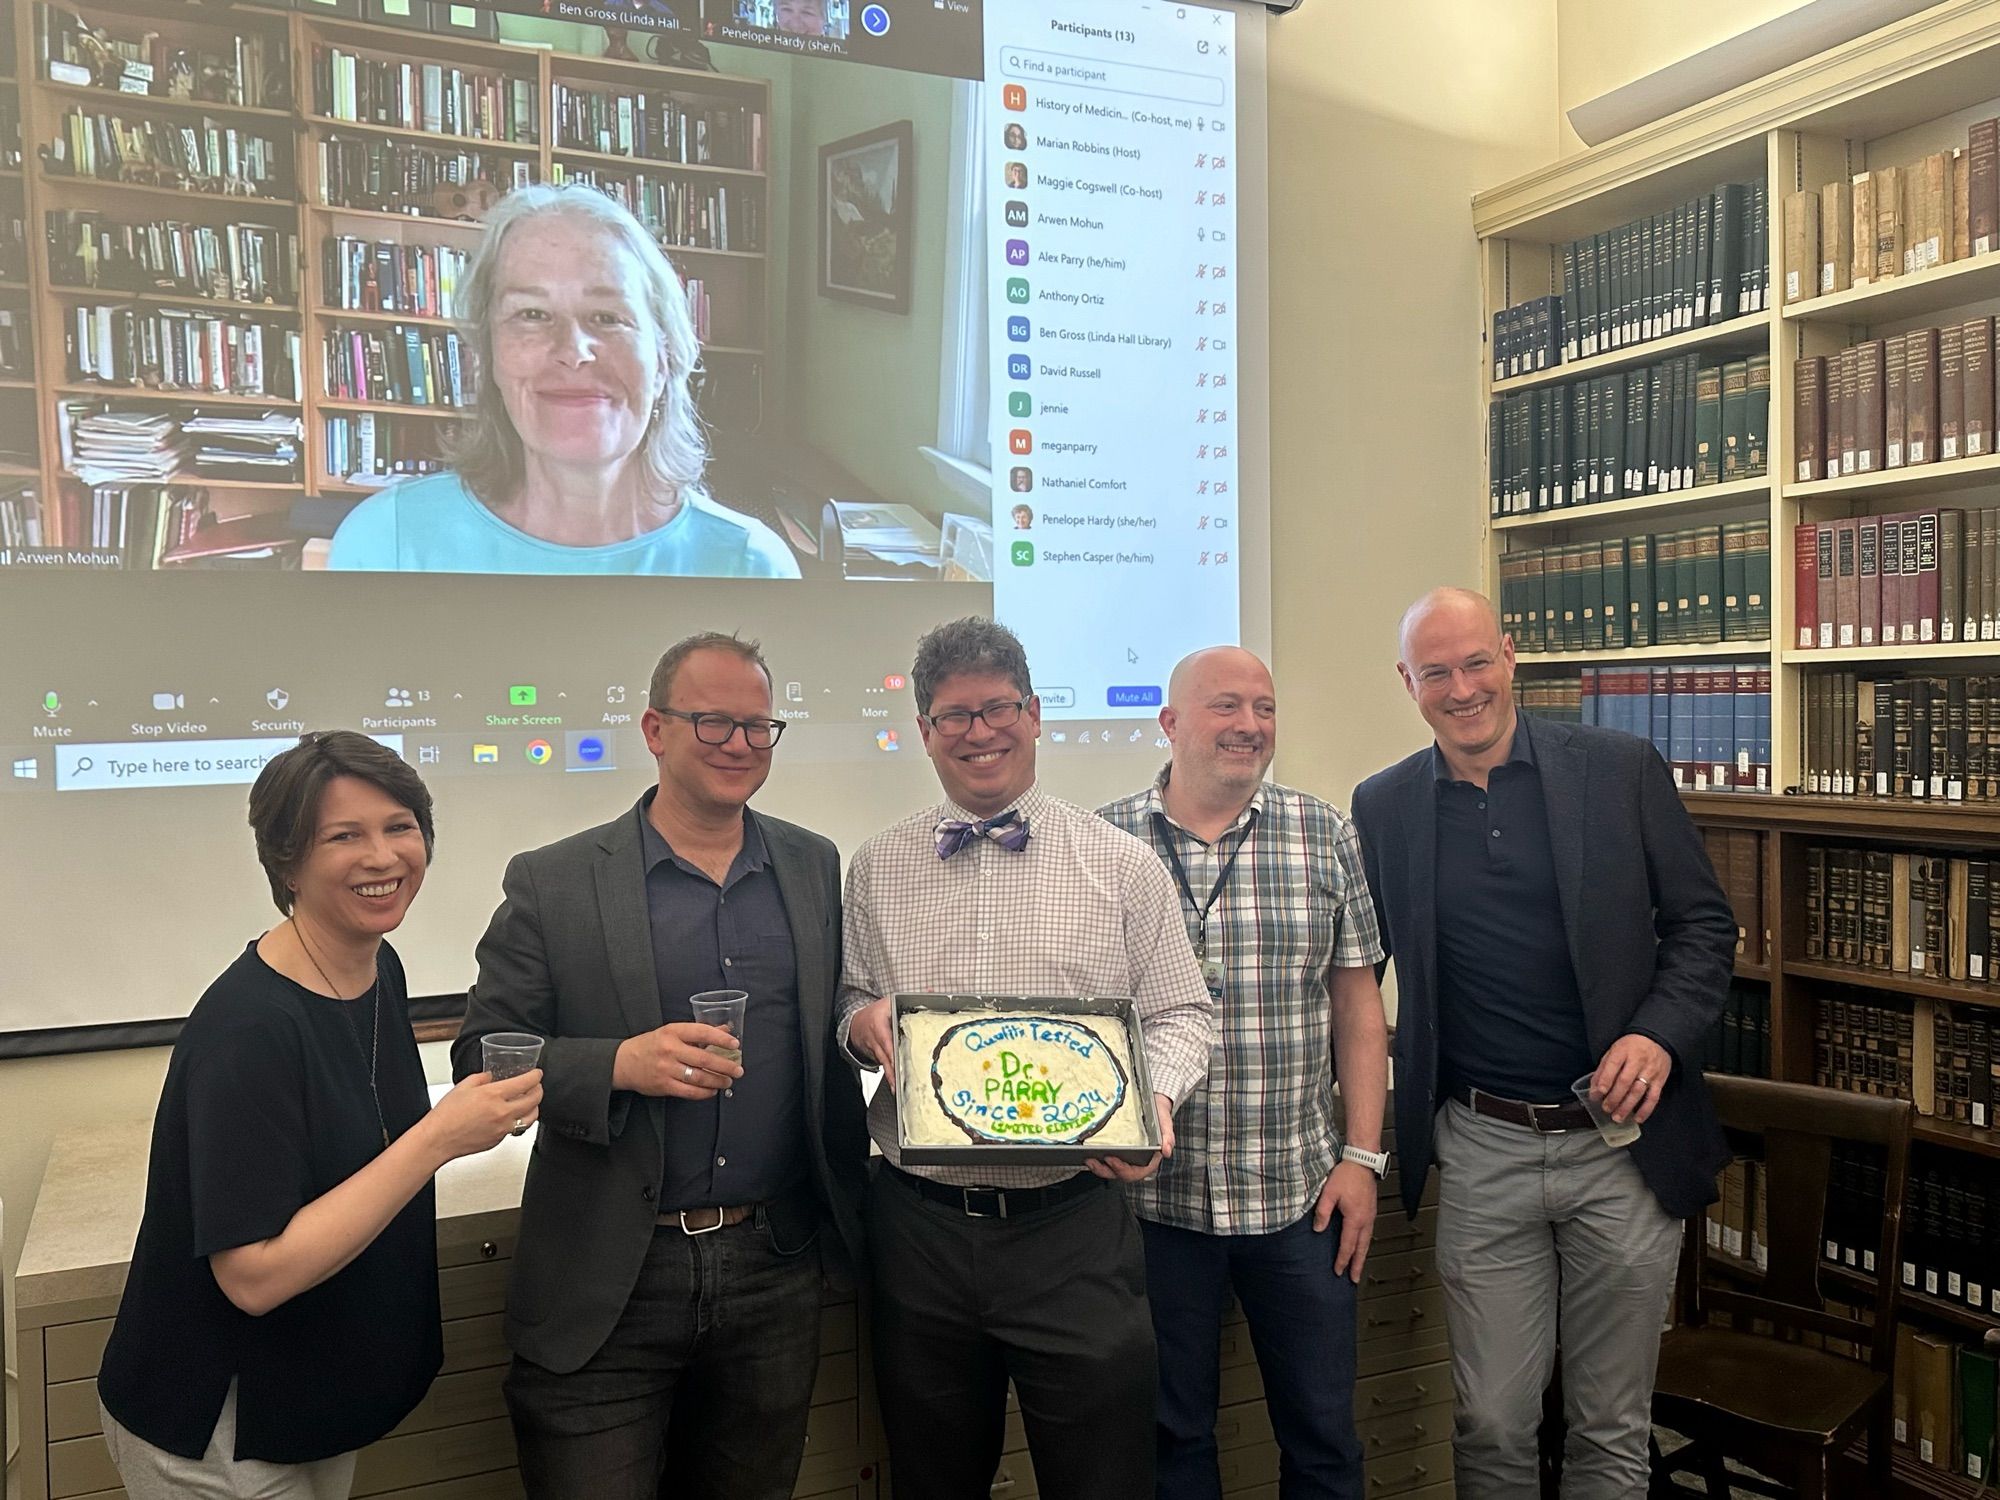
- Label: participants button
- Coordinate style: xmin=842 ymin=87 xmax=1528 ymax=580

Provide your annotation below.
xmin=1106 ymin=685 xmax=1163 ymax=708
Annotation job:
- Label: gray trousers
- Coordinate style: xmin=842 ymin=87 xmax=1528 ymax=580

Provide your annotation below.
xmin=1432 ymin=1099 xmax=1682 ymax=1500
xmin=100 ymin=1382 xmax=358 ymax=1500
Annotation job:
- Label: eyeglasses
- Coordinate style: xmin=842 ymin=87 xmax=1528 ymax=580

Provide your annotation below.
xmin=1413 ymin=657 xmax=1500 ymax=693
xmin=921 ymin=697 xmax=1032 ymax=737
xmin=655 ymin=707 xmax=786 ymax=749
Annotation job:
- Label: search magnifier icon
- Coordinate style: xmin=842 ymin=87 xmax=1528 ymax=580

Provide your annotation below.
xmin=74 ymin=756 xmax=94 ymax=773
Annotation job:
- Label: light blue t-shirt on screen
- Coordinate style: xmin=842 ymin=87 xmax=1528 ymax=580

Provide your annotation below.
xmin=325 ymin=471 xmax=801 ymax=578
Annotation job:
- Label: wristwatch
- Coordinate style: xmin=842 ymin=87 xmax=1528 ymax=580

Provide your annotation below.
xmin=1340 ymin=1144 xmax=1390 ymax=1179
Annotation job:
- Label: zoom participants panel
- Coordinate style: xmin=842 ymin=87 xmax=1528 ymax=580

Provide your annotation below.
xmin=987 ymin=2 xmax=1241 ymax=718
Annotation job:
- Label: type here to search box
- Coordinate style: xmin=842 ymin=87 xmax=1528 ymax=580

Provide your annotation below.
xmin=55 ymin=736 xmax=404 ymax=792
xmin=999 ymin=49 xmax=1225 ymax=107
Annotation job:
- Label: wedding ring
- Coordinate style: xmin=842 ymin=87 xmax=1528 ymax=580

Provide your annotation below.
xmin=682 ymin=1064 xmax=695 ymax=1081
xmin=1637 ymin=1076 xmax=1651 ymax=1087
xmin=513 ymin=1118 xmax=525 ymax=1133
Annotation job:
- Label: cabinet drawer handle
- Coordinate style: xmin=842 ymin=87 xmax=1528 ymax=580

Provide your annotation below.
xmin=480 ymin=1241 xmax=499 ymax=1260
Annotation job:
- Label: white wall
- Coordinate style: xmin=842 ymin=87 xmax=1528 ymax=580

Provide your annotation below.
xmin=1 ymin=8 xmax=1559 ymax=1486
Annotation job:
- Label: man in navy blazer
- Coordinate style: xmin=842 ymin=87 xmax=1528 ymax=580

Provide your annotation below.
xmin=1351 ymin=588 xmax=1733 ymax=1500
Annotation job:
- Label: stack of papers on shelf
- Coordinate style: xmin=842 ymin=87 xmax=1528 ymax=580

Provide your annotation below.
xmin=67 ymin=407 xmax=189 ymax=487
xmin=183 ymin=410 xmax=303 ymax=482
xmin=821 ymin=501 xmax=943 ymax=580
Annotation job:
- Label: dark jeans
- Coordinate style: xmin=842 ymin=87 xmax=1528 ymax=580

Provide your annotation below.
xmin=1142 ymin=1212 xmax=1364 ymax=1500
xmin=503 ymin=1210 xmax=822 ymax=1500
xmin=865 ymin=1165 xmax=1158 ymax=1499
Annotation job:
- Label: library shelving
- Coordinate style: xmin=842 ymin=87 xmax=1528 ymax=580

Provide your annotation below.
xmin=1475 ymin=8 xmax=2000 ymax=1494
xmin=4 ymin=0 xmax=772 ymax=565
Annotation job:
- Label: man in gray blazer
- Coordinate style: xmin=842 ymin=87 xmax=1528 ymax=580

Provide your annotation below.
xmin=1352 ymin=588 xmax=1734 ymax=1500
xmin=454 ymin=632 xmax=867 ymax=1500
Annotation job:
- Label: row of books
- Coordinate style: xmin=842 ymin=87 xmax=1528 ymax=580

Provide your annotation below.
xmin=1783 ymin=128 xmax=1998 ymax=304
xmin=316 ymin=136 xmax=534 ymax=220
xmin=1697 ymin=982 xmax=1771 ymax=1077
xmin=0 ymin=308 xmax=25 ymax=377
xmin=1700 ymin=826 xmax=1768 ymax=966
xmin=310 ymin=47 xmax=537 ymax=146
xmin=1799 ymin=671 xmax=2000 ymax=801
xmin=1792 ymin=509 xmax=1995 ymax=651
xmin=1 ymin=93 xmax=21 ymax=171
xmin=35 ymin=3 xmax=286 ymax=111
xmin=46 ymin=212 xmax=298 ymax=307
xmin=1501 ymin=524 xmax=1771 ymax=652
xmin=1486 ymin=353 xmax=1769 ymax=515
xmin=67 ymin=303 xmax=302 ymax=402
xmin=322 ymin=413 xmax=445 ymax=489
xmin=1814 ymin=996 xmax=1914 ymax=1100
xmin=1901 ymin=1314 xmax=1992 ymax=1480
xmin=550 ymin=84 xmax=767 ymax=172
xmin=0 ymin=481 xmax=42 ymax=550
xmin=320 ymin=321 xmax=472 ymax=409
xmin=36 ymin=478 xmax=299 ymax=567
xmin=552 ymin=166 xmax=765 ymax=255
xmin=0 ymin=212 xmax=25 ymax=284
xmin=1513 ymin=663 xmax=1772 ymax=792
xmin=44 ymin=109 xmax=289 ymax=201
xmin=1819 ymin=997 xmax=2000 ymax=1135
xmin=1793 ymin=319 xmax=2000 ymax=482
xmin=1900 ymin=1154 xmax=2000 ymax=1314
xmin=322 ymin=237 xmax=468 ymax=321
xmin=1496 ymin=180 xmax=1769 ymax=375
xmin=1805 ymin=846 xmax=2000 ymax=1000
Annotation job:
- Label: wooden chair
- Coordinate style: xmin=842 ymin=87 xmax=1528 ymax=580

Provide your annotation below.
xmin=1650 ymin=1076 xmax=1911 ymax=1499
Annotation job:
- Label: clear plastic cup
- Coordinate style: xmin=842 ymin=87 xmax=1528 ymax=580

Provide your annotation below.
xmin=690 ymin=990 xmax=748 ymax=1065
xmin=482 ymin=1032 xmax=544 ymax=1136
xmin=1572 ymin=1072 xmax=1642 ymax=1149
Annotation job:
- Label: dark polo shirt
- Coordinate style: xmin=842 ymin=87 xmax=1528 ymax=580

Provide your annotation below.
xmin=1431 ymin=726 xmax=1595 ymax=1103
xmin=638 ymin=790 xmax=808 ymax=1211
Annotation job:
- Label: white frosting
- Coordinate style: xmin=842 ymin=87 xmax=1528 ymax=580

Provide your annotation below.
xmin=898 ymin=1009 xmax=1149 ymax=1148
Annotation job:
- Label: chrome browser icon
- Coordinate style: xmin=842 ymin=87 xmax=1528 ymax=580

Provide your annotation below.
xmin=525 ymin=739 xmax=554 ymax=765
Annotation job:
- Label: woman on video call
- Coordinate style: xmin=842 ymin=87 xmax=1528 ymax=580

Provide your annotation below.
xmin=328 ymin=185 xmax=799 ymax=577
xmin=95 ymin=732 xmax=541 ymax=1498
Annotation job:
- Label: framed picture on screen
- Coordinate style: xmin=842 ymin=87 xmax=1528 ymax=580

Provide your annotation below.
xmin=819 ymin=119 xmax=913 ymax=315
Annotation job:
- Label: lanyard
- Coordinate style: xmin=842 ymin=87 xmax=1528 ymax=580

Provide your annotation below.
xmin=1152 ymin=806 xmax=1259 ymax=958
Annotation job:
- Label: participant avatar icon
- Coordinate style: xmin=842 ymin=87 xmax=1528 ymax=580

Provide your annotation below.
xmin=1004 ymin=161 xmax=1028 ymax=190
xmin=1003 ymin=123 xmax=1027 ymax=151
xmin=1009 ymin=467 xmax=1033 ymax=494
xmin=1011 ymin=504 xmax=1034 ymax=530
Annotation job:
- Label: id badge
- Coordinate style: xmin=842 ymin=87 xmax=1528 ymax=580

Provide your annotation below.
xmin=1200 ymin=957 xmax=1225 ymax=1001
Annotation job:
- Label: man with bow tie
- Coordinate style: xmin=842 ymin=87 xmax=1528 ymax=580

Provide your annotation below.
xmin=840 ymin=615 xmax=1215 ymax=1496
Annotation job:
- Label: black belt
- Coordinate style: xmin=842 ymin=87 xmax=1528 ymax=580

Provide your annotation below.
xmin=887 ymin=1163 xmax=1107 ymax=1219
xmin=1450 ymin=1085 xmax=1595 ymax=1134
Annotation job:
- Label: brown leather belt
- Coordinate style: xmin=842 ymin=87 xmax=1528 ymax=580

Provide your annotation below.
xmin=1451 ymin=1085 xmax=1594 ymax=1134
xmin=658 ymin=1204 xmax=755 ymax=1235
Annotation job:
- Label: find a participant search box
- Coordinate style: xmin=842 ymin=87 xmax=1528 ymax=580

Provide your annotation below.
xmin=999 ymin=49 xmax=1225 ymax=106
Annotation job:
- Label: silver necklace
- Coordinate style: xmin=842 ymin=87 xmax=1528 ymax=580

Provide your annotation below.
xmin=293 ymin=919 xmax=389 ymax=1149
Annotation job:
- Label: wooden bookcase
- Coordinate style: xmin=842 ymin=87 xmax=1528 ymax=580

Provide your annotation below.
xmin=5 ymin=0 xmax=771 ymax=564
xmin=1473 ymin=8 xmax=2000 ymax=1495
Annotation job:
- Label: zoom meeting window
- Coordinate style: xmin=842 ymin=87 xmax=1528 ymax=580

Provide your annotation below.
xmin=0 ymin=0 xmax=1265 ymax=1034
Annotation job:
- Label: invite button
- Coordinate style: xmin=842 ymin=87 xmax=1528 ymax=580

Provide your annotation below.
xmin=1106 ymin=685 xmax=1162 ymax=708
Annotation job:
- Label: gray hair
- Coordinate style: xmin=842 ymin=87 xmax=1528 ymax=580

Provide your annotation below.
xmin=446 ymin=183 xmax=707 ymax=508
xmin=912 ymin=617 xmax=1032 ymax=715
xmin=649 ymin=632 xmax=771 ymax=709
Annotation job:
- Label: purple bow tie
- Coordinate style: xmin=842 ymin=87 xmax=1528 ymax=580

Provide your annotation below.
xmin=935 ymin=810 xmax=1031 ymax=860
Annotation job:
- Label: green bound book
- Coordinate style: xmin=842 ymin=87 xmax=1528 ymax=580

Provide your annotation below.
xmin=1957 ymin=1348 xmax=1996 ymax=1483
xmin=1695 ymin=363 xmax=1725 ymax=485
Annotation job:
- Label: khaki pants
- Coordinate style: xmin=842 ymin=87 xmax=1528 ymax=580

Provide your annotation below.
xmin=1433 ymin=1098 xmax=1682 ymax=1500
xmin=100 ymin=1381 xmax=358 ymax=1500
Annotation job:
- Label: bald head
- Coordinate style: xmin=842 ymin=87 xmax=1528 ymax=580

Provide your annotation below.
xmin=1168 ymin=645 xmax=1272 ymax=710
xmin=1161 ymin=645 xmax=1276 ymax=812
xmin=1398 ymin=587 xmax=1502 ymax=665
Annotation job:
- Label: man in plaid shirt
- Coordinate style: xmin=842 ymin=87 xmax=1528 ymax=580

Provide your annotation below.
xmin=1100 ymin=645 xmax=1390 ymax=1500
xmin=840 ymin=617 xmax=1215 ymax=1497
